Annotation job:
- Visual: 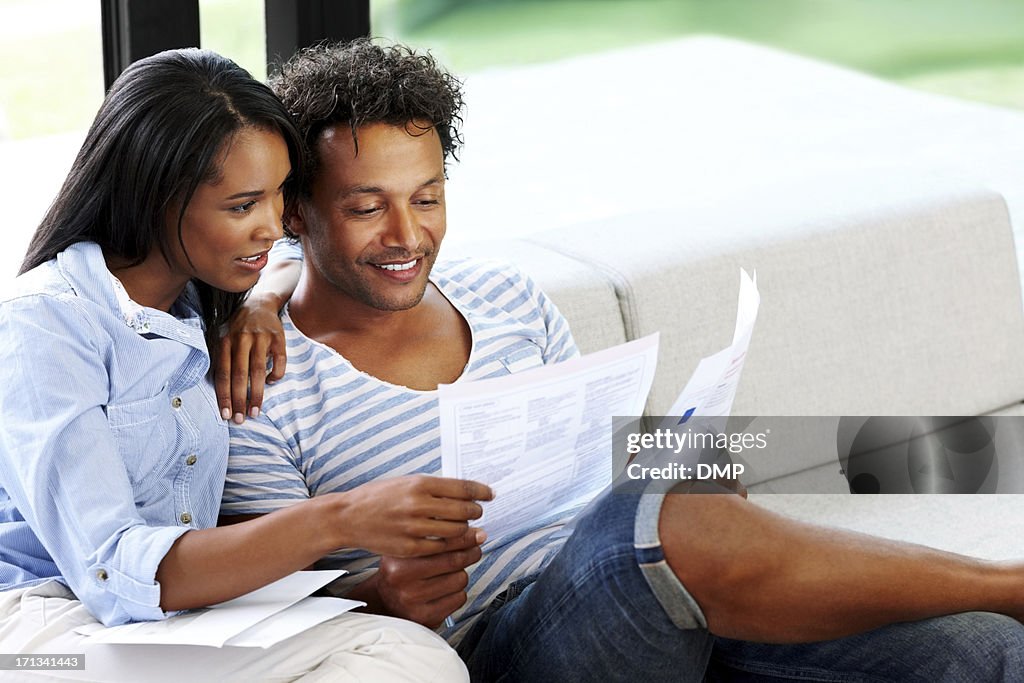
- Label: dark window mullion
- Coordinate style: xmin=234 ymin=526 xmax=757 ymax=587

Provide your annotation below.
xmin=101 ymin=0 xmax=201 ymax=91
xmin=265 ymin=0 xmax=370 ymax=75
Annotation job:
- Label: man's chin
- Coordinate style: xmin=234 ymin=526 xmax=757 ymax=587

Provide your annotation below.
xmin=360 ymin=288 xmax=429 ymax=312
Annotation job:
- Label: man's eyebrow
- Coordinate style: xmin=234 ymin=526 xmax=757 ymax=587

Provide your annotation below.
xmin=339 ymin=174 xmax=445 ymax=199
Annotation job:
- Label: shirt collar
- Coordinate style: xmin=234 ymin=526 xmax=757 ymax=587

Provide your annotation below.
xmin=56 ymin=241 xmax=206 ymax=341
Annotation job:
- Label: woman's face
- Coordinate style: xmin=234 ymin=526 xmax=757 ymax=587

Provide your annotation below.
xmin=168 ymin=126 xmax=291 ymax=293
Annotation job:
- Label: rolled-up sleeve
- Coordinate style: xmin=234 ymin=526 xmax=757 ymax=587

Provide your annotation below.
xmin=223 ymin=412 xmax=310 ymax=515
xmin=0 ymin=295 xmax=187 ymax=625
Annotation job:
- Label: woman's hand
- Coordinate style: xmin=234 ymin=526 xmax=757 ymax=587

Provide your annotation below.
xmin=216 ymin=291 xmax=288 ymax=423
xmin=322 ymin=475 xmax=495 ymax=558
xmin=215 ymin=258 xmax=301 ymax=422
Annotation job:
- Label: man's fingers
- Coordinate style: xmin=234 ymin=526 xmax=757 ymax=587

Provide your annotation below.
xmin=414 ymin=545 xmax=483 ymax=579
xmin=389 ymin=583 xmax=468 ymax=629
xmin=421 ymin=589 xmax=469 ymax=629
xmin=382 ymin=553 xmax=477 ymax=588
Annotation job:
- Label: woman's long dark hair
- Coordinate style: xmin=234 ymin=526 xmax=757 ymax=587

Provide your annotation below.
xmin=22 ymin=48 xmax=303 ymax=351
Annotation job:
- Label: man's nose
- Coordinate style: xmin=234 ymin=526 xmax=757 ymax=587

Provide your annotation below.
xmin=381 ymin=205 xmax=421 ymax=251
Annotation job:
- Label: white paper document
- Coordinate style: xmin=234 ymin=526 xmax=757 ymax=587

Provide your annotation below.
xmin=664 ymin=269 xmax=760 ymax=422
xmin=440 ymin=269 xmax=760 ymax=545
xmin=76 ymin=570 xmax=357 ymax=648
xmin=223 ymin=596 xmax=363 ymax=648
xmin=439 ymin=333 xmax=659 ymax=543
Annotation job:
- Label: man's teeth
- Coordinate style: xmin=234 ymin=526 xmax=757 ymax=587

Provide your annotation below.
xmin=239 ymin=254 xmax=262 ymax=262
xmin=376 ymin=260 xmax=417 ymax=271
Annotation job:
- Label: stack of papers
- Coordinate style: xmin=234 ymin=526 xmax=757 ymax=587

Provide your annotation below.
xmin=75 ymin=571 xmax=361 ymax=648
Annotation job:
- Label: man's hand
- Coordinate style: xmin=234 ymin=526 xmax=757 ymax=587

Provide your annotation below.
xmin=326 ymin=475 xmax=494 ymax=558
xmin=372 ymin=527 xmax=486 ymax=628
xmin=215 ymin=291 xmax=288 ymax=423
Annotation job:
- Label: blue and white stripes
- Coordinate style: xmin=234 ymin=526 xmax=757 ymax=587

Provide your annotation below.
xmin=222 ymin=258 xmax=579 ymax=641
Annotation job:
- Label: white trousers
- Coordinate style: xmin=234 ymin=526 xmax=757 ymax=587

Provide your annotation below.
xmin=0 ymin=582 xmax=468 ymax=683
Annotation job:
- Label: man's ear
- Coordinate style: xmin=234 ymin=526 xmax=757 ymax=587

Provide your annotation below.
xmin=286 ymin=201 xmax=309 ymax=237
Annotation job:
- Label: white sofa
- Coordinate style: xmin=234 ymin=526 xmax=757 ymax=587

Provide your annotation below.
xmin=446 ymin=37 xmax=1024 ymax=561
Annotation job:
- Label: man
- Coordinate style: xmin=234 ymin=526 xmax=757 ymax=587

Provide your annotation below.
xmin=219 ymin=39 xmax=1024 ymax=681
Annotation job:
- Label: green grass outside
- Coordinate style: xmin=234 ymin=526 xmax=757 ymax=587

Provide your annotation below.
xmin=4 ymin=0 xmax=1024 ymax=141
xmin=388 ymin=0 xmax=1024 ymax=78
xmin=384 ymin=0 xmax=1024 ymax=113
xmin=0 ymin=22 xmax=104 ymax=140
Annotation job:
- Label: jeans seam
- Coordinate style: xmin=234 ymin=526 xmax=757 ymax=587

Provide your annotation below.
xmin=497 ymin=548 xmax=635 ymax=680
xmin=711 ymin=654 xmax=896 ymax=683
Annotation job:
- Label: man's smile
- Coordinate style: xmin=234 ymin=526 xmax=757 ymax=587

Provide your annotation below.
xmin=374 ymin=259 xmax=418 ymax=271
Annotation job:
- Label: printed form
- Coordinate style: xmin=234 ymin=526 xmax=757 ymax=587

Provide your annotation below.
xmin=440 ymin=268 xmax=759 ymax=544
xmin=439 ymin=334 xmax=659 ymax=543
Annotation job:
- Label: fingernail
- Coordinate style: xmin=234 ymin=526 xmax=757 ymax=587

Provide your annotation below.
xmin=221 ymin=408 xmax=231 ymax=421
xmin=233 ymin=412 xmax=245 ymax=424
xmin=475 ymin=529 xmax=487 ymax=544
xmin=249 ymin=406 xmax=260 ymax=418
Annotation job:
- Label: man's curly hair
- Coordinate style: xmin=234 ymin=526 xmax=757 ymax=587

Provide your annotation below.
xmin=270 ymin=38 xmax=465 ymax=197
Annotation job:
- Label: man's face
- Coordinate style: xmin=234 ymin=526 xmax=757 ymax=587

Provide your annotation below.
xmin=292 ymin=121 xmax=446 ymax=312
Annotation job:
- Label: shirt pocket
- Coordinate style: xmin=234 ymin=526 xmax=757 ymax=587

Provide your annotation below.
xmin=497 ymin=341 xmax=546 ymax=375
xmin=104 ymin=389 xmax=176 ymax=496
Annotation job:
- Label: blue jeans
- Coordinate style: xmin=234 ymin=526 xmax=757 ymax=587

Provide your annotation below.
xmin=457 ymin=491 xmax=1024 ymax=682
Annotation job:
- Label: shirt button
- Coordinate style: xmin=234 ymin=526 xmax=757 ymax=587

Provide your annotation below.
xmin=171 ymin=397 xmax=182 ymax=409
xmin=185 ymin=454 xmax=197 ymax=466
xmin=180 ymin=512 xmax=192 ymax=525
xmin=96 ymin=569 xmax=108 ymax=581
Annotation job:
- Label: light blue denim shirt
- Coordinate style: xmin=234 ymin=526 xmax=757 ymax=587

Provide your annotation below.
xmin=0 ymin=241 xmax=228 ymax=626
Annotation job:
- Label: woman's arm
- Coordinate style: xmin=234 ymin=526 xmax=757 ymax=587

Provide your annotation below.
xmin=0 ymin=296 xmax=185 ymax=625
xmin=158 ymin=476 xmax=492 ymax=611
xmin=0 ymin=293 xmax=491 ymax=621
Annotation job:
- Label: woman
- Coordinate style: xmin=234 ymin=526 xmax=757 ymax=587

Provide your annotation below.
xmin=0 ymin=48 xmax=479 ymax=682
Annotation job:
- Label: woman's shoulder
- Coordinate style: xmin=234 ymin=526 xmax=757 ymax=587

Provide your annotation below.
xmin=3 ymin=258 xmax=72 ymax=302
xmin=0 ymin=257 xmax=109 ymax=344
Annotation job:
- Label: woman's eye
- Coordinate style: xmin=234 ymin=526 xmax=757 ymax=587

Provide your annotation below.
xmin=231 ymin=201 xmax=257 ymax=214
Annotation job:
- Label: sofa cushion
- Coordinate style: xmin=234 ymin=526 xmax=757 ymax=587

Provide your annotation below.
xmin=526 ymin=184 xmax=1024 ymax=419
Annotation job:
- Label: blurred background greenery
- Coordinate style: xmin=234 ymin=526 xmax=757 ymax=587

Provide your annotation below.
xmin=3 ymin=0 xmax=1024 ymax=141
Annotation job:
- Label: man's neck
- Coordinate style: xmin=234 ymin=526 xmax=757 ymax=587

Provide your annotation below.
xmin=288 ymin=273 xmax=430 ymax=340
xmin=288 ymin=271 xmax=472 ymax=391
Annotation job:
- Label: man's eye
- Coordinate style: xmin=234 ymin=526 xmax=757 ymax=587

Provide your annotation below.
xmin=415 ymin=199 xmax=440 ymax=207
xmin=230 ymin=201 xmax=257 ymax=214
xmin=349 ymin=206 xmax=382 ymax=216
